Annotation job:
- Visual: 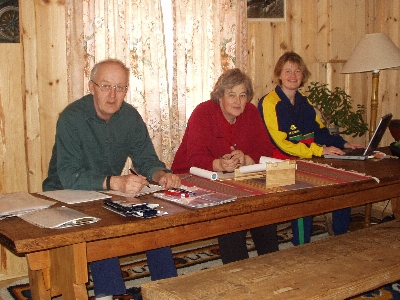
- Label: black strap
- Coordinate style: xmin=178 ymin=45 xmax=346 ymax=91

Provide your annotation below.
xmin=106 ymin=175 xmax=112 ymax=190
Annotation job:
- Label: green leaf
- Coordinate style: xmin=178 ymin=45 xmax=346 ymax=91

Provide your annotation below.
xmin=306 ymin=82 xmax=368 ymax=137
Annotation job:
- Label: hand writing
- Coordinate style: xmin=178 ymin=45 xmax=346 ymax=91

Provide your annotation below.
xmin=112 ymin=173 xmax=149 ymax=194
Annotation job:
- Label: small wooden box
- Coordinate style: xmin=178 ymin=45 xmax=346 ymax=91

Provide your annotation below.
xmin=265 ymin=160 xmax=296 ymax=188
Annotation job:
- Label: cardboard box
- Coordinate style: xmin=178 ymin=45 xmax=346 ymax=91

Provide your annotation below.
xmin=265 ymin=160 xmax=296 ymax=188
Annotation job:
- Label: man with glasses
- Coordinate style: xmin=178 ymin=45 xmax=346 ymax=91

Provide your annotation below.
xmin=43 ymin=58 xmax=181 ymax=299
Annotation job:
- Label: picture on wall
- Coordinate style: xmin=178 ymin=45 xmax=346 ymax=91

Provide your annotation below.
xmin=0 ymin=0 xmax=19 ymax=43
xmin=247 ymin=0 xmax=285 ymax=22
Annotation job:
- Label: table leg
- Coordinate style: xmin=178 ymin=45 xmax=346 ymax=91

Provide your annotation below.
xmin=26 ymin=251 xmax=51 ymax=300
xmin=27 ymin=243 xmax=89 ymax=300
xmin=364 ymin=203 xmax=372 ymax=227
xmin=392 ymin=197 xmax=400 ymax=219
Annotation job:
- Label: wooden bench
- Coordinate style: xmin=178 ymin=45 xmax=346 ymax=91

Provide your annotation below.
xmin=141 ymin=219 xmax=400 ymax=300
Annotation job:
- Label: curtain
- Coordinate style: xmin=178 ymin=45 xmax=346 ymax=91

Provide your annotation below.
xmin=66 ymin=0 xmax=131 ymax=101
xmin=65 ymin=0 xmax=247 ymax=168
xmin=66 ymin=0 xmax=170 ymax=165
xmin=170 ymin=0 xmax=248 ymax=159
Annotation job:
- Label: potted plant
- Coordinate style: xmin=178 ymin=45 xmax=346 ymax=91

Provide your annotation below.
xmin=389 ymin=120 xmax=400 ymax=157
xmin=306 ymin=82 xmax=368 ymax=137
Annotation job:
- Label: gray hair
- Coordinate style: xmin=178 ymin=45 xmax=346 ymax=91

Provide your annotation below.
xmin=210 ymin=68 xmax=254 ymax=103
xmin=90 ymin=58 xmax=130 ymax=81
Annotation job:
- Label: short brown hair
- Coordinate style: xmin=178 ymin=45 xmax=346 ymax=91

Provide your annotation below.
xmin=274 ymin=52 xmax=311 ymax=88
xmin=210 ymin=68 xmax=254 ymax=103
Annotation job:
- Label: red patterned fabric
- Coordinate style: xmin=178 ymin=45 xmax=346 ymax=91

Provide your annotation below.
xmin=181 ymin=160 xmax=374 ymax=198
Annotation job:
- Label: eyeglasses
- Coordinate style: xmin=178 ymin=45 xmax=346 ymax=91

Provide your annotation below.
xmin=91 ymin=80 xmax=128 ymax=93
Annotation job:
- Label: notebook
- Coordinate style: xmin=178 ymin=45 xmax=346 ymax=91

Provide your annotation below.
xmin=0 ymin=192 xmax=56 ymax=219
xmin=19 ymin=206 xmax=100 ymax=229
xmin=323 ymin=113 xmax=393 ymax=160
xmin=152 ymin=185 xmax=236 ymax=209
xmin=38 ymin=190 xmax=111 ymax=204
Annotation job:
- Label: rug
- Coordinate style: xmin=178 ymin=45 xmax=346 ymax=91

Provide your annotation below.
xmin=2 ymin=213 xmax=397 ymax=300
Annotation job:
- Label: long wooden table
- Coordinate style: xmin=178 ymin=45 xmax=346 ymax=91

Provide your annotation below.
xmin=0 ymin=148 xmax=399 ymax=299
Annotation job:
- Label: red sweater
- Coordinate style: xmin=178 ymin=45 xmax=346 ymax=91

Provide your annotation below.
xmin=171 ymin=100 xmax=275 ymax=174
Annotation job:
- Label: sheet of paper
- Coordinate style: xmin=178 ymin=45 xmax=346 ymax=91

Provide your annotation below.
xmin=37 ymin=190 xmax=111 ymax=204
xmin=0 ymin=192 xmax=56 ymax=217
xmin=105 ymin=184 xmax=163 ymax=198
xmin=19 ymin=206 xmax=100 ymax=229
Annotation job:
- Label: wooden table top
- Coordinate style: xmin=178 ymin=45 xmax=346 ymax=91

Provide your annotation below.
xmin=1 ymin=147 xmax=399 ymax=257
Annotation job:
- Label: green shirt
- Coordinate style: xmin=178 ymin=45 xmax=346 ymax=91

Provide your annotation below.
xmin=42 ymin=94 xmax=169 ymax=191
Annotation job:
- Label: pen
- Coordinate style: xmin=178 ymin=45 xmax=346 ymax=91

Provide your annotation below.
xmin=129 ymin=168 xmax=150 ymax=188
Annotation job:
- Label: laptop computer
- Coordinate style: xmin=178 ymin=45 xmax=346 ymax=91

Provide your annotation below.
xmin=323 ymin=113 xmax=393 ymax=160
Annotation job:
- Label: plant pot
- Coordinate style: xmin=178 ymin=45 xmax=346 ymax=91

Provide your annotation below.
xmin=389 ymin=142 xmax=400 ymax=158
xmin=328 ymin=126 xmax=340 ymax=136
xmin=388 ymin=119 xmax=400 ymax=141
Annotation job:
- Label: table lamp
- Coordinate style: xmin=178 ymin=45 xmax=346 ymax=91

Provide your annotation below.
xmin=341 ymin=33 xmax=400 ymax=138
xmin=341 ymin=33 xmax=400 ymax=227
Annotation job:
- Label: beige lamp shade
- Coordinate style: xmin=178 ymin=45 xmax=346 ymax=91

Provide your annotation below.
xmin=342 ymin=33 xmax=400 ymax=73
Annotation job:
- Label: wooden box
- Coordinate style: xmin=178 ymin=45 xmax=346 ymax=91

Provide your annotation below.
xmin=265 ymin=160 xmax=296 ymax=188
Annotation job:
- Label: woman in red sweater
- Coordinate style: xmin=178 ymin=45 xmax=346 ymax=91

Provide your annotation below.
xmin=171 ymin=68 xmax=278 ymax=264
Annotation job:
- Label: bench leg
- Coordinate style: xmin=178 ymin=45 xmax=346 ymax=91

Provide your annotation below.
xmin=364 ymin=203 xmax=372 ymax=227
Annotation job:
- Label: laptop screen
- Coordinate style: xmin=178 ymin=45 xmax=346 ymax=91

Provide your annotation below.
xmin=363 ymin=113 xmax=393 ymax=156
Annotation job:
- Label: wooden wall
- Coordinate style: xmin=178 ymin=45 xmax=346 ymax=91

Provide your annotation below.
xmin=248 ymin=0 xmax=400 ymax=147
xmin=0 ymin=0 xmax=67 ymax=280
xmin=1 ymin=0 xmax=399 ymax=195
xmin=0 ymin=0 xmax=400 ymax=280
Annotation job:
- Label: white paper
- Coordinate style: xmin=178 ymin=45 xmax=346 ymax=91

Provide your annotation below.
xmin=19 ymin=206 xmax=99 ymax=229
xmin=38 ymin=190 xmax=111 ymax=204
xmin=0 ymin=192 xmax=56 ymax=217
xmin=190 ymin=167 xmax=218 ymax=180
xmin=105 ymin=184 xmax=163 ymax=197
xmin=259 ymin=156 xmax=284 ymax=164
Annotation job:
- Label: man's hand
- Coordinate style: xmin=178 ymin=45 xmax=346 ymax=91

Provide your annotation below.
xmin=105 ymin=174 xmax=149 ymax=194
xmin=153 ymin=170 xmax=181 ymax=189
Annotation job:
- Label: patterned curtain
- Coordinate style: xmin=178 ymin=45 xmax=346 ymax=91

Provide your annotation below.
xmin=170 ymin=0 xmax=248 ymax=159
xmin=65 ymin=0 xmax=247 ymax=168
xmin=66 ymin=0 xmax=170 ymax=166
xmin=66 ymin=0 xmax=131 ymax=102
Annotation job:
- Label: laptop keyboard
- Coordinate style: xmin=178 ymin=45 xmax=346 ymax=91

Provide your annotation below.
xmin=345 ymin=147 xmax=366 ymax=156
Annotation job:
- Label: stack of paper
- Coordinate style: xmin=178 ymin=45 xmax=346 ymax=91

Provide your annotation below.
xmin=0 ymin=192 xmax=56 ymax=219
xmin=38 ymin=190 xmax=111 ymax=204
xmin=19 ymin=206 xmax=100 ymax=229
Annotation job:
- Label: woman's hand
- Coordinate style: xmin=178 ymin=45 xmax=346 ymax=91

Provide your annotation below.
xmin=344 ymin=142 xmax=365 ymax=150
xmin=321 ymin=146 xmax=346 ymax=156
xmin=214 ymin=146 xmax=255 ymax=172
xmin=218 ymin=155 xmax=241 ymax=172
xmin=230 ymin=146 xmax=245 ymax=166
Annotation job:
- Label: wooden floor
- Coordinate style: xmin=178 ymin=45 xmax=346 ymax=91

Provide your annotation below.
xmin=0 ymin=205 xmax=392 ymax=296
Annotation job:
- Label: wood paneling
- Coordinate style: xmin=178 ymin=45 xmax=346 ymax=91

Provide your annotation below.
xmin=248 ymin=0 xmax=400 ymax=147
